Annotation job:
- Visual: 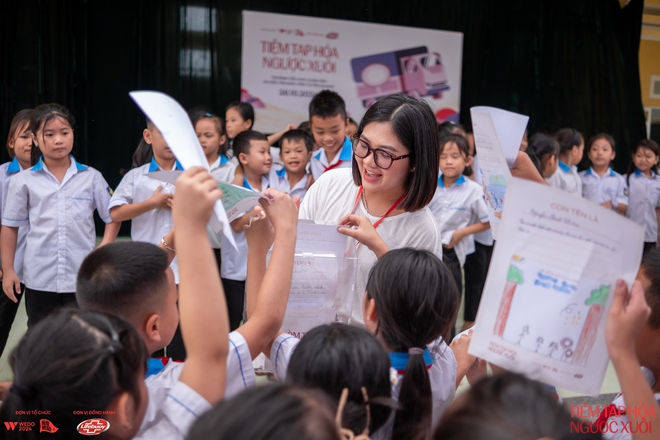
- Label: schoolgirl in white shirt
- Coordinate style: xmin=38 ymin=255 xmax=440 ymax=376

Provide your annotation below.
xmin=626 ymin=139 xmax=660 ymax=254
xmin=1 ymin=104 xmax=120 ymax=327
xmin=580 ymin=133 xmax=628 ymax=215
xmin=0 ymin=109 xmax=33 ymax=355
xmin=268 ymin=129 xmax=313 ymax=202
xmin=300 ymin=94 xmax=443 ymax=325
xmin=428 ymin=134 xmax=490 ymax=304
xmin=546 ymin=127 xmax=584 ymax=196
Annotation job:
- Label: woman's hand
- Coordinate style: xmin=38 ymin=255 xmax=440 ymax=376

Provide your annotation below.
xmin=338 ymin=214 xmax=389 ymax=258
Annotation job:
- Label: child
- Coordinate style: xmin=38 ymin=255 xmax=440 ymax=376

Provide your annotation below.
xmin=346 ymin=117 xmax=358 ymax=138
xmin=580 ymin=133 xmax=628 ymax=215
xmin=269 ymin=129 xmax=314 ymax=202
xmin=525 ymin=133 xmax=560 ymax=179
xmin=626 ymin=140 xmax=660 ymax=255
xmin=189 ymin=385 xmax=341 ymax=440
xmin=308 ymin=90 xmax=353 ymax=180
xmin=221 ymin=130 xmax=272 ymax=329
xmin=597 ymin=252 xmax=660 ymax=439
xmin=546 ymin=127 xmax=584 ymax=196
xmin=428 ymin=134 xmax=490 ymax=303
xmin=0 ymin=109 xmax=33 ymax=356
xmin=1 ymin=104 xmax=120 ymax=327
xmin=224 ymin=101 xmax=287 ymax=164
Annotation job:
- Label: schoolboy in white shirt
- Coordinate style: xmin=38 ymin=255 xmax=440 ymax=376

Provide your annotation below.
xmin=308 ymin=90 xmax=353 ymax=180
xmin=269 ymin=129 xmax=313 ymax=202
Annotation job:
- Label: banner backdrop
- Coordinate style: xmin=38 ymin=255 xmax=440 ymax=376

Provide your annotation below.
xmin=241 ymin=11 xmax=463 ymax=133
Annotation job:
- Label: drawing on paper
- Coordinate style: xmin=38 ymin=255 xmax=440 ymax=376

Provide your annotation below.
xmin=480 ymin=168 xmax=507 ymax=219
xmin=493 ymin=256 xmax=611 ymax=366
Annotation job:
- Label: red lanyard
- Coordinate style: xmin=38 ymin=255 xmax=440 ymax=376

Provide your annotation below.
xmin=324 ymin=160 xmax=344 ymax=172
xmin=350 ymin=187 xmax=406 ymax=248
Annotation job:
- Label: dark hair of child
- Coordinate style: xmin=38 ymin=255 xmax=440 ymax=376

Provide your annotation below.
xmin=627 ymin=139 xmax=660 ymax=180
xmin=29 ymin=103 xmax=76 ymax=165
xmin=232 ymin=130 xmax=268 ymax=160
xmin=188 ymin=384 xmax=341 ymax=440
xmin=587 ymin=133 xmax=616 ymax=153
xmin=286 ymin=323 xmax=393 ymax=437
xmin=366 ymin=248 xmax=459 ymax=440
xmin=526 ymin=133 xmax=560 ymax=177
xmin=280 ymin=129 xmax=314 ymax=153
xmin=226 ymin=101 xmax=255 ymax=130
xmin=440 ymin=133 xmax=473 ymax=177
xmin=352 ymin=93 xmax=439 ymax=212
xmin=309 ymin=90 xmax=347 ymax=120
xmin=6 ymin=109 xmax=35 ymax=157
xmin=0 ymin=309 xmax=147 ymax=440
xmin=554 ymin=128 xmax=584 ymax=156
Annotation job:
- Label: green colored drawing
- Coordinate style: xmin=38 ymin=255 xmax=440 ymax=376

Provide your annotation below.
xmin=584 ymin=285 xmax=611 ymax=307
xmin=489 ymin=175 xmax=507 ymax=186
xmin=507 ymin=265 xmax=524 ymax=284
xmin=218 ymin=183 xmax=256 ymax=210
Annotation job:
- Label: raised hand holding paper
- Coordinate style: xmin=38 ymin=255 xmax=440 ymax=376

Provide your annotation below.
xmin=469 ymin=178 xmax=644 ymax=396
xmin=129 ymin=90 xmax=235 ymax=248
xmin=471 ymin=106 xmax=529 ymax=238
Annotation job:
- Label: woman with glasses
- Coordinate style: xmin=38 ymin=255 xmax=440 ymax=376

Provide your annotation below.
xmin=299 ymin=93 xmax=442 ymax=325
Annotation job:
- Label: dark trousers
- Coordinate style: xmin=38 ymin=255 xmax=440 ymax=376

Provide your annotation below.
xmin=463 ymin=241 xmax=494 ymax=322
xmin=24 ymin=287 xmax=77 ymax=328
xmin=0 ymin=283 xmax=24 ymax=356
xmin=644 ymin=242 xmax=656 ymax=256
xmin=221 ymin=278 xmax=246 ymax=331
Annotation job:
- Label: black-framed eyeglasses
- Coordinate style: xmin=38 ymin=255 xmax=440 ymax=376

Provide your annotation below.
xmin=351 ymin=136 xmax=410 ymax=170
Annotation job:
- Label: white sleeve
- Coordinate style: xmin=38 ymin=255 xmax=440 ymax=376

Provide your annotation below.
xmin=160 ymin=381 xmax=212 ymax=437
xmin=108 ymin=169 xmax=136 ymax=209
xmin=617 ymin=177 xmax=629 ymax=207
xmin=269 ymin=333 xmax=300 ymax=383
xmin=2 ymin=176 xmax=29 ymax=227
xmin=225 ymin=331 xmax=257 ymax=398
xmin=474 ymin=191 xmax=490 ymax=223
xmin=92 ymin=170 xmax=113 ymax=223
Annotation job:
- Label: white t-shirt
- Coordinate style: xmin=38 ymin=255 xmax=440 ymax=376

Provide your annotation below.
xmin=580 ymin=167 xmax=628 ymax=207
xmin=299 ymin=169 xmax=442 ymax=324
xmin=626 ymin=170 xmax=660 ymax=242
xmin=546 ymin=161 xmax=583 ymax=196
xmin=137 ymin=331 xmax=255 ymax=439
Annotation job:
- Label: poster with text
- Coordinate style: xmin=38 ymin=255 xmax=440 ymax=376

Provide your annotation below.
xmin=241 ymin=11 xmax=463 ymax=133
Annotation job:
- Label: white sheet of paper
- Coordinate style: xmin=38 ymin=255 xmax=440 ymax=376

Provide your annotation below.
xmin=469 ymin=178 xmax=644 ymax=396
xmin=129 ymin=90 xmax=235 ymax=248
xmin=471 ymin=106 xmax=529 ymax=166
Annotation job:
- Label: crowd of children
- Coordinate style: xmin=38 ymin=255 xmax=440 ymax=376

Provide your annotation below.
xmin=0 ymin=90 xmax=658 ymax=440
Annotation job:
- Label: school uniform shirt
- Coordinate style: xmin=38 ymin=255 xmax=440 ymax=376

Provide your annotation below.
xmin=580 ymin=167 xmax=628 ymax=207
xmin=428 ymin=175 xmax=489 ymax=266
xmin=626 ymin=169 xmax=660 ymax=243
xmin=136 ymin=331 xmax=255 ymax=440
xmin=220 ymin=174 xmax=269 ymax=281
xmin=2 ymin=156 xmax=113 ymax=292
xmin=268 ymin=165 xmax=310 ymax=202
xmin=0 ymin=158 xmax=28 ymax=280
xmin=309 ymin=137 xmax=353 ymax=181
xmin=299 ymin=168 xmax=442 ymax=325
xmin=109 ymin=158 xmax=183 ymax=283
xmin=546 ymin=161 xmax=583 ymax=196
xmin=207 ymin=155 xmax=238 ymax=249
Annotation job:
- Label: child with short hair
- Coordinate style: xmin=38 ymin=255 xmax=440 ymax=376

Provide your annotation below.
xmin=0 ymin=109 xmax=34 ymax=355
xmin=580 ymin=133 xmax=628 ymax=215
xmin=308 ymin=90 xmax=353 ymax=180
xmin=546 ymin=127 xmax=584 ymax=196
xmin=1 ymin=103 xmax=120 ymax=327
xmin=269 ymin=129 xmax=314 ymax=202
xmin=626 ymin=139 xmax=660 ymax=255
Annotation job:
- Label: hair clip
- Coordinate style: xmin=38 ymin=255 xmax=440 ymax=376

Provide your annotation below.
xmin=205 ymin=113 xmax=213 ymax=117
xmin=408 ymin=347 xmax=424 ymax=356
xmin=336 ymin=387 xmax=371 ymax=440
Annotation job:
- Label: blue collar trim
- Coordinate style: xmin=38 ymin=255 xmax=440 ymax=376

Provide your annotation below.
xmin=146 ymin=358 xmax=168 ymax=378
xmin=276 ymin=167 xmax=287 ymax=178
xmin=7 ymin=157 xmax=21 ymax=173
xmin=243 ymin=175 xmax=252 ymax=190
xmin=558 ymin=161 xmax=571 ymax=173
xmin=220 ymin=154 xmax=229 ymax=165
xmin=338 ymin=137 xmax=353 ymax=161
xmin=438 ymin=175 xmax=466 ymax=188
xmin=635 ymin=168 xmax=643 ymax=176
xmin=149 ymin=157 xmax=184 ymax=172
xmin=389 ymin=348 xmax=433 ymax=372
xmin=31 ymin=155 xmax=87 ymax=172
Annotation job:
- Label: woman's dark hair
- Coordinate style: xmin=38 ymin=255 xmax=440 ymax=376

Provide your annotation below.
xmin=226 ymin=101 xmax=255 ymax=131
xmin=352 ymin=94 xmax=440 ymax=212
xmin=29 ymin=103 xmax=76 ymax=165
xmin=6 ymin=109 xmax=35 ymax=157
xmin=0 ymin=309 xmax=148 ymax=440
xmin=192 ymin=112 xmax=229 ymax=156
xmin=433 ymin=372 xmax=599 ymax=440
xmin=440 ymin=133 xmax=473 ymax=177
xmin=627 ymin=139 xmax=660 ymax=181
xmin=366 ymin=248 xmax=459 ymax=440
xmin=526 ymin=133 xmax=560 ymax=176
xmin=555 ymin=128 xmax=584 ymax=156
xmin=286 ymin=323 xmax=392 ymax=436
xmin=189 ymin=384 xmax=340 ymax=440
xmin=587 ymin=133 xmax=616 ymax=153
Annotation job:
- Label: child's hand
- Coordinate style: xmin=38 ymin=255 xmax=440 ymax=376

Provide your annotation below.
xmin=173 ymin=167 xmax=223 ymax=231
xmin=445 ymin=229 xmax=466 ymax=249
xmin=260 ymin=189 xmax=298 ymax=235
xmin=2 ymin=270 xmax=21 ymax=303
xmin=450 ymin=330 xmax=477 ymax=387
xmin=601 ymin=201 xmax=613 ymax=210
xmin=244 ymin=206 xmax=274 ymax=251
xmin=150 ymin=186 xmax=173 ymax=210
xmin=466 ymin=358 xmax=488 ymax=385
xmin=606 ymin=279 xmax=650 ymax=363
xmin=338 ymin=214 xmax=389 ymax=258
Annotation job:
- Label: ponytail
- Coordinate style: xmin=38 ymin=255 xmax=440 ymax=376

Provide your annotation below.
xmin=393 ymin=348 xmax=433 ymax=440
xmin=526 ymin=133 xmax=559 ymax=177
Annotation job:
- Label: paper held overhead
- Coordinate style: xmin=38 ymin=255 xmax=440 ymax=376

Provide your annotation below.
xmin=129 ymin=91 xmax=235 ymax=249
